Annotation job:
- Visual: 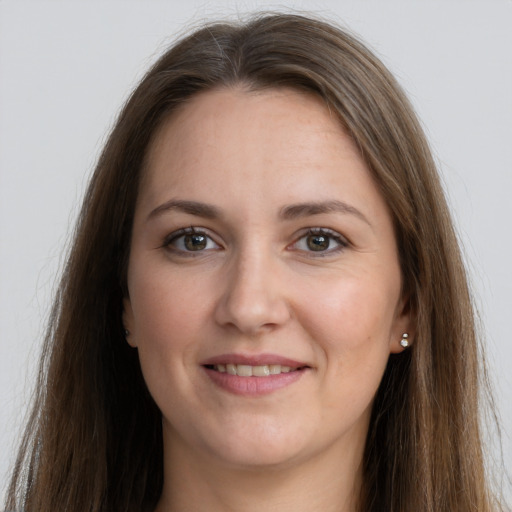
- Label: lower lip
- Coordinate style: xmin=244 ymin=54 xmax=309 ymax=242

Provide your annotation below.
xmin=203 ymin=367 xmax=307 ymax=396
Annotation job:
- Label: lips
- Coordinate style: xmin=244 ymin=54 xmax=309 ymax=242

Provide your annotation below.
xmin=201 ymin=353 xmax=310 ymax=396
xmin=209 ymin=363 xmax=298 ymax=377
xmin=201 ymin=353 xmax=308 ymax=368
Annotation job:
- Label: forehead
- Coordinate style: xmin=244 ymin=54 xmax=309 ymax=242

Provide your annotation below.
xmin=136 ymin=86 xmax=388 ymax=225
xmin=145 ymin=86 xmax=345 ymax=169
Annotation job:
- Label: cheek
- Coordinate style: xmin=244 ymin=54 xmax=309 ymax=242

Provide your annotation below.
xmin=295 ymin=271 xmax=399 ymax=351
xmin=127 ymin=269 xmax=213 ymax=409
xmin=293 ymin=268 xmax=399 ymax=404
xmin=128 ymin=262 xmax=213 ymax=360
xmin=283 ymin=278 xmax=394 ymax=444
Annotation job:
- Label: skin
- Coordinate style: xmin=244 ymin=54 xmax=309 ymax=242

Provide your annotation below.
xmin=123 ymin=87 xmax=413 ymax=512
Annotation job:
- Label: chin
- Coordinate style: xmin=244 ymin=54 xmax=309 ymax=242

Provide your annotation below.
xmin=199 ymin=420 xmax=312 ymax=471
xmin=214 ymin=444 xmax=305 ymax=471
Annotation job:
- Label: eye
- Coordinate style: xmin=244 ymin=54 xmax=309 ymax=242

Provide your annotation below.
xmin=290 ymin=228 xmax=348 ymax=255
xmin=164 ymin=227 xmax=220 ymax=254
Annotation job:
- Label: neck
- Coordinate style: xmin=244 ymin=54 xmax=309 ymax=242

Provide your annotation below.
xmin=155 ymin=427 xmax=365 ymax=512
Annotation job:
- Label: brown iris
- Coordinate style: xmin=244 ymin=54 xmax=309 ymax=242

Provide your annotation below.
xmin=184 ymin=233 xmax=207 ymax=251
xmin=307 ymin=234 xmax=329 ymax=251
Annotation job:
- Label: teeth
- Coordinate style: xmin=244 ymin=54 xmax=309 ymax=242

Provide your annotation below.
xmin=237 ymin=364 xmax=252 ymax=377
xmin=269 ymin=364 xmax=281 ymax=375
xmin=252 ymin=365 xmax=270 ymax=377
xmin=213 ymin=364 xmax=299 ymax=376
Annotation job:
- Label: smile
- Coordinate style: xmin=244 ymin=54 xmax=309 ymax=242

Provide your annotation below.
xmin=201 ymin=354 xmax=310 ymax=396
xmin=206 ymin=363 xmax=301 ymax=377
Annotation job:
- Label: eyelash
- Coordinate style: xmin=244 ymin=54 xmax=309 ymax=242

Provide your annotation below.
xmin=162 ymin=227 xmax=349 ymax=256
xmin=162 ymin=227 xmax=221 ymax=256
xmin=290 ymin=228 xmax=349 ymax=256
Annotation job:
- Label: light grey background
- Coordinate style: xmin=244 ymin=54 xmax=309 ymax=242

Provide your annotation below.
xmin=1 ymin=0 xmax=511 ymax=502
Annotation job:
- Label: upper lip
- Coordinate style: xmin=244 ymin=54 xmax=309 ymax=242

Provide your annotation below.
xmin=201 ymin=353 xmax=310 ymax=368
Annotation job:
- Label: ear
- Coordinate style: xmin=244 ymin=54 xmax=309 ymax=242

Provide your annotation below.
xmin=389 ymin=295 xmax=416 ymax=354
xmin=122 ymin=297 xmax=138 ymax=348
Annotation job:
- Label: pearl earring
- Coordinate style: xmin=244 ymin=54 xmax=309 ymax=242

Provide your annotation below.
xmin=400 ymin=333 xmax=409 ymax=348
xmin=124 ymin=329 xmax=130 ymax=337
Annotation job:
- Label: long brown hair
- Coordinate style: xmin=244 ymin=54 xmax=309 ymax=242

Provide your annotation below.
xmin=5 ymin=12 xmax=502 ymax=512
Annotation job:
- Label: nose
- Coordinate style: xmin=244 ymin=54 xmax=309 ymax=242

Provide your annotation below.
xmin=213 ymin=249 xmax=291 ymax=336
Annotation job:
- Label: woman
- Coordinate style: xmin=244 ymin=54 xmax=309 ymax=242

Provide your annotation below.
xmin=4 ymin=12 xmax=503 ymax=512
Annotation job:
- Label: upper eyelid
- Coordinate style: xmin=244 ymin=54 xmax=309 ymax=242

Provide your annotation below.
xmin=286 ymin=227 xmax=350 ymax=254
xmin=296 ymin=227 xmax=349 ymax=244
xmin=161 ymin=226 xmax=349 ymax=249
xmin=162 ymin=227 xmax=221 ymax=249
xmin=165 ymin=226 xmax=214 ymax=240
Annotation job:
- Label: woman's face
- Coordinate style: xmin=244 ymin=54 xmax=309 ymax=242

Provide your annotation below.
xmin=124 ymin=87 xmax=412 ymax=471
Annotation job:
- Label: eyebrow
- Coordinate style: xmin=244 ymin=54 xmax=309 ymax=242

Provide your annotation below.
xmin=147 ymin=199 xmax=221 ymax=221
xmin=147 ymin=198 xmax=371 ymax=226
xmin=279 ymin=200 xmax=371 ymax=226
